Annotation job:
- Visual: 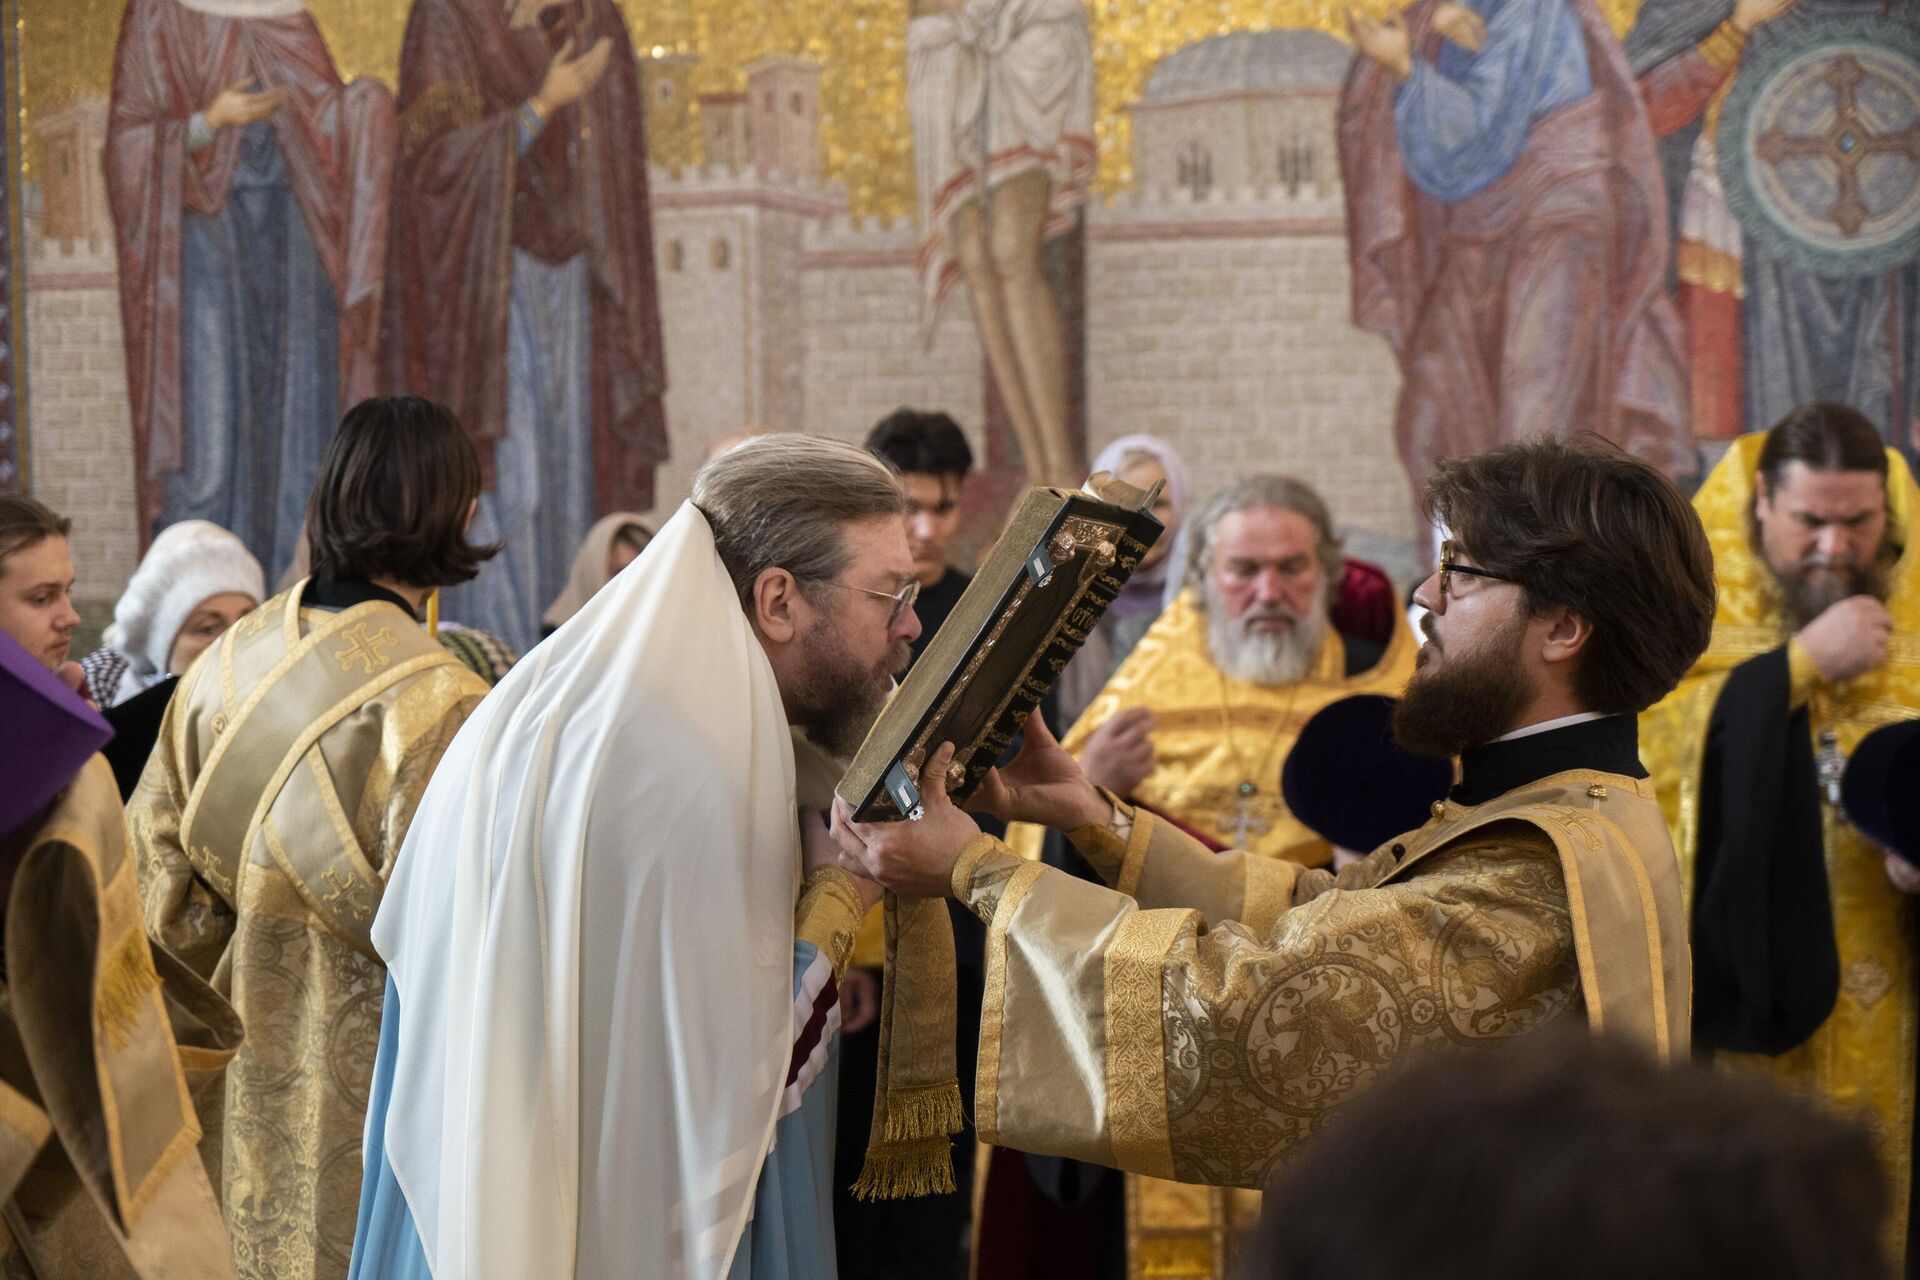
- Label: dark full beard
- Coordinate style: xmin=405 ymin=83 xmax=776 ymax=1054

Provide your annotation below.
xmin=789 ymin=623 xmax=910 ymax=758
xmin=1776 ymin=555 xmax=1889 ymax=631
xmin=1392 ymin=609 xmax=1536 ymax=760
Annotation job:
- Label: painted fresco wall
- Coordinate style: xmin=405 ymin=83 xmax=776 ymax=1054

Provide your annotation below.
xmin=5 ymin=0 xmax=1917 ymax=641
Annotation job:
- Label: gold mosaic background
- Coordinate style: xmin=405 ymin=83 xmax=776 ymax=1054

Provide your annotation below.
xmin=18 ymin=0 xmax=1642 ymax=219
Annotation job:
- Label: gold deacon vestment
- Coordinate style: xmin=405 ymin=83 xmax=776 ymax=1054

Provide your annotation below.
xmin=1641 ymin=435 xmax=1920 ymax=1262
xmin=1032 ymin=588 xmax=1414 ymax=1273
xmin=0 ymin=756 xmax=242 ymax=1279
xmin=1059 ymin=590 xmax=1416 ymax=865
xmin=959 ymin=762 xmax=1689 ymax=1278
xmin=127 ymin=583 xmax=488 ymax=1280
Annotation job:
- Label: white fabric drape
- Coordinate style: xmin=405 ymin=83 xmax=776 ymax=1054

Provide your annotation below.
xmin=372 ymin=502 xmax=798 ymax=1280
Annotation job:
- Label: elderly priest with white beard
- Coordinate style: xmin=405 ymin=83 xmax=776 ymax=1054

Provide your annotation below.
xmin=1059 ymin=475 xmax=1416 ymax=866
xmin=833 ymin=440 xmax=1705 ymax=1205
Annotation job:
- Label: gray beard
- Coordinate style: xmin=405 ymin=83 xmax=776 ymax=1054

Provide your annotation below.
xmin=789 ymin=625 xmax=900 ymax=758
xmin=1204 ymin=586 xmax=1328 ymax=686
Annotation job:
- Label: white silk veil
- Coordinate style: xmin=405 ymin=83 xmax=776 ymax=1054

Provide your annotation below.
xmin=372 ymin=503 xmax=798 ymax=1280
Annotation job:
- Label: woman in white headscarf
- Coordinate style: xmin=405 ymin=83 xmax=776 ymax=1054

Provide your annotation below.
xmin=1053 ymin=434 xmax=1188 ymax=725
xmin=80 ymin=519 xmax=264 ymax=708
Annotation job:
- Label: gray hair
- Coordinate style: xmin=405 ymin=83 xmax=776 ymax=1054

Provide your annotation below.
xmin=1181 ymin=474 xmax=1344 ymax=604
xmin=692 ymin=435 xmax=906 ymax=610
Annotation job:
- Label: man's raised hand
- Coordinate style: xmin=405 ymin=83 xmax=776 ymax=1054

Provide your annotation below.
xmin=1079 ymin=705 xmax=1156 ymax=796
xmin=830 ymin=742 xmax=982 ymax=899
xmin=971 ymin=709 xmax=1112 ymax=831
xmin=1797 ymin=595 xmax=1893 ymax=684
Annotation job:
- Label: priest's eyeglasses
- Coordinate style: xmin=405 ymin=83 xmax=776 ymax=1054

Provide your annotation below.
xmin=1437 ymin=540 xmax=1523 ymax=601
xmin=814 ymin=578 xmax=921 ymax=627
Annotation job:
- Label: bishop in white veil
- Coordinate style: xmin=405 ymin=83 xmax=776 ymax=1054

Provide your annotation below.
xmin=348 ymin=437 xmax=923 ymax=1279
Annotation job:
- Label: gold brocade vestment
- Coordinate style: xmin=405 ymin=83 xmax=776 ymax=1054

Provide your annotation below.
xmin=960 ymin=769 xmax=1689 ymax=1279
xmin=1023 ymin=590 xmax=1412 ymax=1274
xmin=1641 ymin=435 xmax=1920 ymax=1262
xmin=0 ymin=757 xmax=241 ymax=1279
xmin=126 ymin=584 xmax=488 ymax=1280
xmin=1058 ymin=591 xmax=1416 ymax=865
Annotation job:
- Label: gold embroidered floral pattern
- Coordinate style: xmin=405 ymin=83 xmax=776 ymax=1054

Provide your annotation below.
xmin=1107 ymin=910 xmax=1188 ymax=1179
xmin=1159 ymin=837 xmax=1579 ymax=1187
xmin=958 ymin=848 xmax=1030 ymax=926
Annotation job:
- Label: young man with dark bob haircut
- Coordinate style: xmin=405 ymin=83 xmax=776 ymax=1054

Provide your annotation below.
xmin=830 ymin=438 xmax=1711 ymax=1208
xmin=127 ymin=396 xmax=496 ymax=1280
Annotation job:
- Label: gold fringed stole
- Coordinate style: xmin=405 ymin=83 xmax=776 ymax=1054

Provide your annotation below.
xmin=177 ymin=585 xmax=461 ymax=956
xmin=854 ymin=892 xmax=964 ymax=1200
xmin=7 ymin=759 xmax=202 ymax=1234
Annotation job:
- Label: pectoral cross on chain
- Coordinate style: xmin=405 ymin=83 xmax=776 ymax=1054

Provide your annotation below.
xmin=1220 ymin=791 xmax=1272 ymax=846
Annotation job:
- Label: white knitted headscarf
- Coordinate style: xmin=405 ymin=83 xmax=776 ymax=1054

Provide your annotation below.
xmin=103 ymin=521 xmax=265 ymax=701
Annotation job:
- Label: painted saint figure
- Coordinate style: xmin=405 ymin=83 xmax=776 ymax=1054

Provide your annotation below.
xmin=105 ymin=0 xmax=396 ymax=577
xmin=1340 ymin=0 xmax=1697 ymax=511
xmin=387 ymin=0 xmax=669 ymax=654
xmin=1626 ymin=0 xmax=1920 ymax=457
xmin=1624 ymin=0 xmax=1802 ymax=443
xmin=908 ymin=0 xmax=1096 ymax=485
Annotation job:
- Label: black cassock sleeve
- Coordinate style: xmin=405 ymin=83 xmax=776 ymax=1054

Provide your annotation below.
xmin=1690 ymin=645 xmax=1839 ymax=1055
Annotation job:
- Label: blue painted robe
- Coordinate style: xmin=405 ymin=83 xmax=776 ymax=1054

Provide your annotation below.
xmin=1394 ymin=0 xmax=1595 ymax=202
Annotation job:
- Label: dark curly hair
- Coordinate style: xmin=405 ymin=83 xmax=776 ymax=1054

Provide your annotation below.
xmin=1423 ymin=437 xmax=1715 ymax=715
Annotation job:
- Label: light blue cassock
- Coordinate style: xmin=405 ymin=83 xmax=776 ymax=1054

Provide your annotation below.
xmin=348 ymin=943 xmax=842 ymax=1280
xmin=433 ymin=113 xmax=594 ymax=655
xmin=1393 ymin=0 xmax=1595 ymax=202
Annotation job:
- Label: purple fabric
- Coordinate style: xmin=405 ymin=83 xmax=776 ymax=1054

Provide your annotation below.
xmin=0 ymin=632 xmax=112 ymax=840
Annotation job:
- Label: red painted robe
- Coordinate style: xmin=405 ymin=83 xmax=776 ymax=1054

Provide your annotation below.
xmin=386 ymin=0 xmax=668 ymax=511
xmin=105 ymin=0 xmax=395 ymax=542
xmin=1340 ymin=0 xmax=1694 ymax=507
xmin=1637 ymin=28 xmax=1750 ymax=441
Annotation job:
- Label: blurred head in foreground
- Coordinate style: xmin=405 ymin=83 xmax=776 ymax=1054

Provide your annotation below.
xmin=1242 ymin=1028 xmax=1888 ymax=1280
